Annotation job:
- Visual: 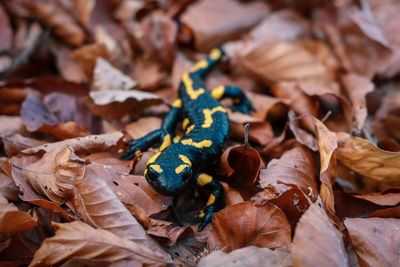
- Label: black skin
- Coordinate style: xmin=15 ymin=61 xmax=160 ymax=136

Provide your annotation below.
xmin=121 ymin=47 xmax=255 ymax=231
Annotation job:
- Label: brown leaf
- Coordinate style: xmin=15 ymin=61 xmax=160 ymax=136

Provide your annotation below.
xmin=92 ymin=58 xmax=137 ymax=91
xmin=0 ymin=3 xmax=13 ymax=53
xmin=73 ymin=176 xmax=169 ymax=258
xmin=84 ymin=162 xmax=172 ymax=216
xmin=341 ymin=73 xmax=374 ymax=130
xmin=198 ymin=246 xmax=292 ymax=267
xmin=240 ymin=42 xmax=333 ymax=86
xmin=181 ymin=0 xmax=269 ymax=52
xmin=147 ymin=219 xmax=192 ymax=246
xmin=2 ymin=134 xmax=46 ymax=157
xmin=260 ymin=146 xmax=318 ymax=202
xmin=25 ymin=0 xmax=85 ymax=47
xmin=219 ymin=144 xmax=263 ymax=199
xmin=209 ymin=201 xmax=291 ymax=252
xmin=129 ymin=11 xmax=177 ymax=67
xmin=70 ymin=43 xmax=109 ymax=80
xmin=22 ymin=132 xmax=124 ymax=155
xmin=292 ymin=199 xmax=348 ymax=266
xmin=221 ymin=182 xmax=244 ymax=206
xmin=345 ymin=217 xmax=400 ymax=267
xmin=71 ymin=0 xmax=95 ymax=26
xmin=29 ymin=221 xmax=167 ymax=267
xmin=336 ymin=136 xmax=400 ymax=181
xmin=21 ymin=93 xmax=93 ymax=140
xmin=132 ymin=57 xmax=167 ymax=91
xmin=0 ymin=196 xmax=37 ymax=233
xmin=11 ymin=145 xmax=85 ymax=205
xmin=0 ymin=116 xmax=25 ymax=136
xmin=287 ymin=110 xmax=318 ymax=151
xmin=351 ymin=188 xmax=400 ymax=206
xmin=126 ymin=117 xmax=162 ymax=140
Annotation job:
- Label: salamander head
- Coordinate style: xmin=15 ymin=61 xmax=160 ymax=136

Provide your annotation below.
xmin=145 ymin=153 xmax=193 ymax=196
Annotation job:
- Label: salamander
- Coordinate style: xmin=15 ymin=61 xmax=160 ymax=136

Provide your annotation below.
xmin=121 ymin=48 xmax=254 ymax=231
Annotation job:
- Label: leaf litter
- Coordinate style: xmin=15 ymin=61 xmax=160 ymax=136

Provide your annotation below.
xmin=0 ymin=0 xmax=399 ymax=266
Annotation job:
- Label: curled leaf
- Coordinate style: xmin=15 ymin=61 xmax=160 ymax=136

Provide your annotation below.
xmin=0 ymin=196 xmax=37 ymax=234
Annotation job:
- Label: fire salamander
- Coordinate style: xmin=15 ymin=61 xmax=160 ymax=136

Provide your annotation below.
xmin=121 ymin=48 xmax=254 ymax=231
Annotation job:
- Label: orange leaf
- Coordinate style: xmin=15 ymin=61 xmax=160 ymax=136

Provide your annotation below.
xmin=208 ymin=201 xmax=291 ymax=252
xmin=292 ymin=199 xmax=348 ymax=266
xmin=0 ymin=196 xmax=37 ymax=234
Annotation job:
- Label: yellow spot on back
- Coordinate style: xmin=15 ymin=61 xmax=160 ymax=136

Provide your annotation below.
xmin=186 ymin=124 xmax=194 ymax=134
xmin=172 ymin=99 xmax=182 ymax=108
xmin=206 ymin=194 xmax=216 ymax=206
xmin=182 ymin=71 xmax=205 ymax=100
xmin=135 ymin=150 xmax=141 ymax=156
xmin=202 ymin=106 xmax=226 ymax=128
xmin=189 ymin=59 xmax=208 ymax=72
xmin=181 ymin=139 xmax=212 ymax=148
xmin=197 ymin=173 xmax=213 ymax=187
xmin=198 ymin=210 xmax=205 ymax=217
xmin=147 ymin=152 xmax=161 ymax=166
xmin=209 ymin=48 xmax=221 ymax=60
xmin=159 ymin=134 xmax=171 ymax=151
xmin=149 ymin=164 xmax=163 ymax=173
xmin=211 ymin=85 xmax=225 ymax=100
xmin=175 ymin=164 xmax=189 ymax=174
xmin=182 ymin=118 xmax=190 ymax=130
xmin=179 ymin=154 xmax=192 ymax=166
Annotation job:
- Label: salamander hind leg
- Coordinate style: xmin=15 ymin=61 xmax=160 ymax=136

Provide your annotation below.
xmin=211 ymin=85 xmax=255 ymax=114
xmin=192 ymin=173 xmax=224 ymax=231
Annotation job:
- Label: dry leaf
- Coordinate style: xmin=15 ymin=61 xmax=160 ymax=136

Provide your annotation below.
xmin=22 ymin=132 xmax=124 ymax=155
xmin=0 ymin=196 xmax=37 ymax=233
xmin=292 ymin=199 xmax=348 ymax=266
xmin=208 ymin=201 xmax=291 ymax=252
xmin=71 ymin=0 xmax=95 ymax=26
xmin=25 ymin=0 xmax=85 ymax=46
xmin=198 ymin=246 xmax=292 ymax=267
xmin=345 ymin=217 xmax=400 ymax=267
xmin=341 ymin=73 xmax=374 ymax=130
xmin=0 ymin=116 xmax=25 ymax=136
xmin=181 ymin=0 xmax=269 ymax=51
xmin=11 ymin=145 xmax=85 ymax=205
xmin=92 ymin=58 xmax=137 ymax=91
xmin=70 ymin=43 xmax=109 ymax=80
xmin=240 ymin=42 xmax=333 ymax=85
xmin=336 ymin=136 xmax=400 ymax=182
xmin=147 ymin=220 xmax=192 ymax=246
xmin=126 ymin=117 xmax=162 ymax=140
xmin=129 ymin=11 xmax=177 ymax=67
xmin=2 ymin=134 xmax=46 ymax=157
xmin=88 ymin=89 xmax=163 ymax=119
xmin=0 ymin=4 xmax=12 ymax=53
xmin=260 ymin=146 xmax=318 ymax=202
xmin=29 ymin=221 xmax=167 ymax=267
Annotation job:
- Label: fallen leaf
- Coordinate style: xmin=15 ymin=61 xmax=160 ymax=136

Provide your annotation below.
xmin=181 ymin=0 xmax=269 ymax=52
xmin=0 ymin=4 xmax=13 ymax=53
xmin=240 ymin=42 xmax=333 ymax=86
xmin=287 ymin=110 xmax=318 ymax=151
xmin=147 ymin=219 xmax=192 ymax=246
xmin=0 ymin=116 xmax=25 ymax=136
xmin=73 ymin=176 xmax=169 ymax=258
xmin=219 ymin=144 xmax=263 ymax=199
xmin=259 ymin=146 xmax=318 ymax=202
xmin=88 ymin=89 xmax=163 ymax=119
xmin=344 ymin=217 xmax=400 ymax=267
xmin=126 ymin=117 xmax=162 ymax=140
xmin=70 ymin=43 xmax=109 ymax=80
xmin=0 ymin=195 xmax=37 ymax=234
xmin=129 ymin=11 xmax=177 ymax=67
xmin=29 ymin=221 xmax=167 ymax=267
xmin=341 ymin=73 xmax=374 ymax=130
xmin=292 ymin=199 xmax=349 ymax=266
xmin=198 ymin=246 xmax=292 ymax=267
xmin=92 ymin=58 xmax=137 ymax=91
xmin=22 ymin=132 xmax=124 ymax=155
xmin=208 ymin=201 xmax=291 ymax=252
xmin=11 ymin=145 xmax=85 ymax=204
xmin=24 ymin=0 xmax=85 ymax=46
xmin=336 ymin=136 xmax=400 ymax=182
xmin=71 ymin=0 xmax=95 ymax=26
xmin=1 ymin=134 xmax=46 ymax=157
xmin=132 ymin=57 xmax=167 ymax=91
xmin=221 ymin=182 xmax=244 ymax=206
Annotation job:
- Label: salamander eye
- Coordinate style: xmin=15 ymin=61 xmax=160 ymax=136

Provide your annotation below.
xmin=180 ymin=167 xmax=192 ymax=181
xmin=146 ymin=166 xmax=159 ymax=181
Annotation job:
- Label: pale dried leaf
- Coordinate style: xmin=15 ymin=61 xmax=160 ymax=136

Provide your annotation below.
xmin=29 ymin=221 xmax=166 ymax=267
xmin=92 ymin=58 xmax=137 ymax=91
xmin=292 ymin=199 xmax=348 ymax=266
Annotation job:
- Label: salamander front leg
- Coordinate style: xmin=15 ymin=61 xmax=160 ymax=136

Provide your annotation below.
xmin=121 ymin=99 xmax=182 ymax=160
xmin=192 ymin=173 xmax=224 ymax=231
xmin=211 ymin=85 xmax=255 ymax=114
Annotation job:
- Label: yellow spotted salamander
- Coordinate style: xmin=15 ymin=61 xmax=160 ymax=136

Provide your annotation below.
xmin=122 ymin=48 xmax=254 ymax=231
